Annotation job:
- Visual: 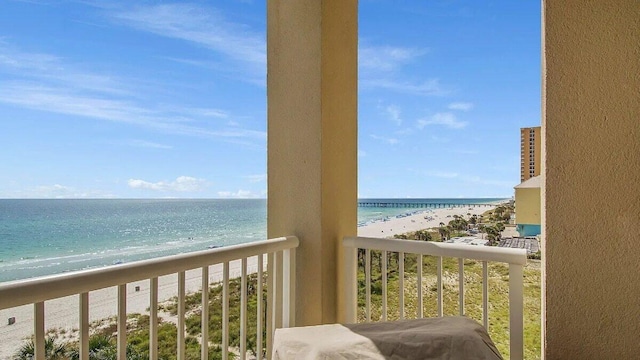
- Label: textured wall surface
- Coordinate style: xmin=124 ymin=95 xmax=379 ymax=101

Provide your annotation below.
xmin=544 ymin=0 xmax=640 ymax=358
xmin=267 ymin=0 xmax=357 ymax=325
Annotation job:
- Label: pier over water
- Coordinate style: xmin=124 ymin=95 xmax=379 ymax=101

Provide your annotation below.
xmin=357 ymin=198 xmax=506 ymax=209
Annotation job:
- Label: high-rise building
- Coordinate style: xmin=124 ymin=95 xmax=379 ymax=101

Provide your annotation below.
xmin=520 ymin=126 xmax=541 ymax=182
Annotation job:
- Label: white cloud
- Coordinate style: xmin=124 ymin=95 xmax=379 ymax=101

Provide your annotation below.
xmin=358 ymin=149 xmax=367 ymax=157
xmin=385 ymin=105 xmax=402 ymax=125
xmin=184 ymin=108 xmax=229 ymax=118
xmin=448 ymin=102 xmax=474 ymax=111
xmin=358 ymin=43 xmax=445 ymax=97
xmin=0 ymin=82 xmax=266 ymax=140
xmin=359 ymin=45 xmax=427 ymax=72
xmin=127 ymin=176 xmax=208 ymax=192
xmin=112 ymin=4 xmax=265 ymax=69
xmin=362 ymin=78 xmax=447 ymax=97
xmin=370 ymin=134 xmax=398 ymax=145
xmin=217 ymin=189 xmax=260 ymax=198
xmin=417 ymin=112 xmax=468 ymax=129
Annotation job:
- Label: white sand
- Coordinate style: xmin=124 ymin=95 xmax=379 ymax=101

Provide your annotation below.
xmin=0 ymin=203 xmax=498 ymax=357
xmin=357 ymin=205 xmax=495 ymax=238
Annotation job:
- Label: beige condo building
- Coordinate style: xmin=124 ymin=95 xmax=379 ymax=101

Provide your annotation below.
xmin=520 ymin=126 xmax=541 ymax=182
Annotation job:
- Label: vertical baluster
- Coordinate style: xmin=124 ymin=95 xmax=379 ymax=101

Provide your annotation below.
xmin=266 ymin=253 xmax=274 ymax=358
xmin=382 ymin=250 xmax=387 ymax=322
xmin=34 ymin=302 xmax=44 ymax=360
xmin=459 ymin=258 xmax=465 ymax=316
xmin=365 ymin=249 xmax=371 ymax=322
xmin=80 ymin=292 xmax=89 ymax=360
xmin=417 ymin=254 xmax=423 ymax=318
xmin=257 ymin=254 xmax=264 ymax=360
xmin=274 ymin=251 xmax=283 ymax=329
xmin=150 ymin=277 xmax=158 ymax=360
xmin=240 ymin=258 xmax=247 ymax=360
xmin=177 ymin=271 xmax=185 ymax=360
xmin=509 ymin=264 xmax=524 ymax=360
xmin=283 ymin=247 xmax=296 ymax=327
xmin=117 ymin=284 xmax=126 ymax=360
xmin=223 ymin=262 xmax=230 ymax=360
xmin=399 ymin=252 xmax=404 ymax=320
xmin=437 ymin=256 xmax=443 ymax=317
xmin=482 ymin=261 xmax=489 ymax=330
xmin=201 ymin=267 xmax=209 ymax=360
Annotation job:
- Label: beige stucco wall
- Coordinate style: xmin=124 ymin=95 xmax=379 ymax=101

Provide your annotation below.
xmin=267 ymin=0 xmax=357 ymax=326
xmin=543 ymin=1 xmax=640 ymax=358
xmin=515 ymin=187 xmax=541 ymax=225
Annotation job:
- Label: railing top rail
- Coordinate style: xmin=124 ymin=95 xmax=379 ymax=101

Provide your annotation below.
xmin=344 ymin=236 xmax=526 ymax=265
xmin=0 ymin=236 xmax=299 ymax=310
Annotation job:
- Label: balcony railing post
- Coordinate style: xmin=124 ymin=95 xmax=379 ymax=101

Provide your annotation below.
xmin=509 ymin=263 xmax=524 ymax=360
xmin=273 ymin=251 xmax=283 ymax=329
xmin=117 ymin=284 xmax=126 ymax=360
xmin=34 ymin=302 xmax=44 ymax=360
xmin=80 ymin=292 xmax=89 ymax=360
xmin=342 ymin=244 xmax=357 ymax=323
xmin=283 ymin=244 xmax=296 ymax=327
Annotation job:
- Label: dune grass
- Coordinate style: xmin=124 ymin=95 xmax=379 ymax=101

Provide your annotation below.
xmin=356 ymin=252 xmax=541 ymax=359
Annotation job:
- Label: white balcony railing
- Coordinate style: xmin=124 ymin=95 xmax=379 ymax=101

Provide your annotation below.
xmin=1 ymin=235 xmax=527 ymax=359
xmin=343 ymin=236 xmax=527 ymax=360
xmin=0 ymin=236 xmax=299 ymax=360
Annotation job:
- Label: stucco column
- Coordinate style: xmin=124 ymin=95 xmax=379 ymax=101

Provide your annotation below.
xmin=267 ymin=0 xmax=357 ymax=325
xmin=543 ymin=1 xmax=640 ymax=358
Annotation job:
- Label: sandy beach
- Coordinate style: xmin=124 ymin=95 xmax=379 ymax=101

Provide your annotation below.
xmin=0 ymin=204 xmax=497 ymax=358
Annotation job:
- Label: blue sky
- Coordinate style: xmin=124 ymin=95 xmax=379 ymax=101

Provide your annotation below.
xmin=0 ymin=0 xmax=540 ymax=199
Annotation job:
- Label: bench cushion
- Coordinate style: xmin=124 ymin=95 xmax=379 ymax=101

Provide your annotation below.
xmin=272 ymin=316 xmax=503 ymax=360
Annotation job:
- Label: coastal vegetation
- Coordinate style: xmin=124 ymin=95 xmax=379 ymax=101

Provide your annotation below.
xmin=355 ymin=249 xmax=541 ymax=360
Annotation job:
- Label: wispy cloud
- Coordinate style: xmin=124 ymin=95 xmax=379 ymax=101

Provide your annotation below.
xmin=362 ymin=78 xmax=448 ymax=97
xmin=370 ymin=134 xmax=399 ymax=145
xmin=448 ymin=102 xmax=474 ymax=111
xmin=0 ymin=79 xmax=265 ymax=141
xmin=182 ymin=107 xmax=229 ymax=118
xmin=358 ymin=149 xmax=367 ymax=157
xmin=385 ymin=105 xmax=402 ymax=125
xmin=111 ymin=4 xmax=265 ymax=76
xmin=0 ymin=43 xmax=133 ymax=96
xmin=359 ymin=42 xmax=447 ymax=97
xmin=128 ymin=176 xmax=208 ymax=192
xmin=359 ymin=45 xmax=427 ymax=72
xmin=417 ymin=112 xmax=468 ymax=129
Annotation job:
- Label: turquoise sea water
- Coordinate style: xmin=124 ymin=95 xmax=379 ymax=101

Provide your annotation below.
xmin=0 ymin=198 xmax=505 ymax=282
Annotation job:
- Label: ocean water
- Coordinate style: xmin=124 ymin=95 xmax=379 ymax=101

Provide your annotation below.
xmin=0 ymin=198 xmax=505 ymax=283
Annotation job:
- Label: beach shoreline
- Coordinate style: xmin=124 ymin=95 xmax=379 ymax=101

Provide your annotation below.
xmin=0 ymin=203 xmax=500 ymax=358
